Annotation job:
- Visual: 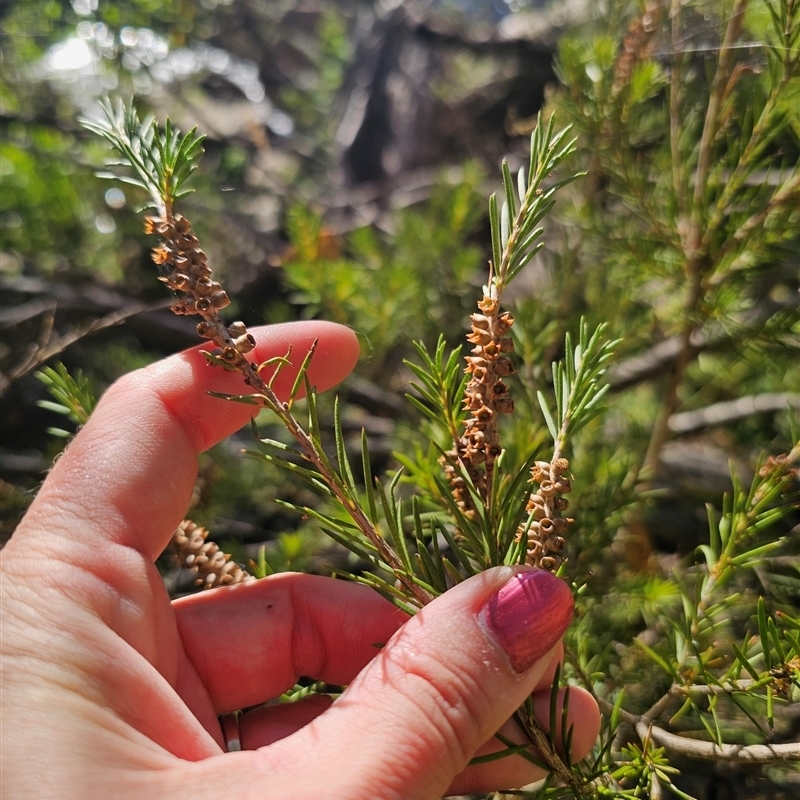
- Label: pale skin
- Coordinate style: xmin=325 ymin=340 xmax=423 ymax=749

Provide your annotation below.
xmin=0 ymin=321 xmax=601 ymax=799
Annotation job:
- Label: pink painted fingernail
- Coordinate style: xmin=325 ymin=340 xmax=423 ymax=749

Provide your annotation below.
xmin=479 ymin=569 xmax=574 ymax=674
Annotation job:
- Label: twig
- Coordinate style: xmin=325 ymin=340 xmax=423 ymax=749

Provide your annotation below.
xmin=687 ymin=0 xmax=748 ymax=257
xmin=669 ymin=0 xmax=686 ymax=223
xmin=668 ymin=393 xmax=800 ymax=434
xmin=595 ymin=693 xmax=800 ymax=765
xmin=635 ymin=719 xmax=800 ymax=763
xmin=0 ymin=299 xmax=172 ymax=396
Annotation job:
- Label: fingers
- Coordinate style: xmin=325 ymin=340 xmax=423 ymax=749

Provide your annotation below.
xmin=199 ymin=566 xmax=578 ymax=800
xmin=11 ymin=322 xmax=360 ymax=562
xmin=173 ymin=573 xmax=407 ymax=713
xmin=239 ymin=695 xmax=334 ymax=749
xmin=177 ymin=571 xmax=599 ymax=795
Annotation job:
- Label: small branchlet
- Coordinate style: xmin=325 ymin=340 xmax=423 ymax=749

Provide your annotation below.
xmin=84 ymin=99 xmax=432 ymax=607
xmin=441 ymin=115 xmax=584 ymax=524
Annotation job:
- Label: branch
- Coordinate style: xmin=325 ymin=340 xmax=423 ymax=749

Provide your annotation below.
xmin=687 ymin=0 xmax=748 ymax=256
xmin=636 ymin=720 xmax=800 ymax=764
xmin=668 ymin=393 xmax=800 ymax=434
xmin=597 ymin=693 xmax=800 ymax=765
xmin=606 ymin=299 xmax=797 ymax=391
xmin=0 ymin=298 xmax=172 ymax=396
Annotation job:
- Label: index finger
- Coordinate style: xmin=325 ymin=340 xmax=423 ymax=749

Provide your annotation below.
xmin=11 ymin=321 xmax=360 ymax=562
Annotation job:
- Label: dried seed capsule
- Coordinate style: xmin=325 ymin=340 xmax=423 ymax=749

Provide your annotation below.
xmin=544 ymin=535 xmax=565 ymax=552
xmin=194 ymin=277 xmax=216 ymax=296
xmin=466 ymin=356 xmax=488 ymax=370
xmin=495 ymin=313 xmax=513 ymax=334
xmin=470 ymin=314 xmax=490 ymax=330
xmin=552 ymin=517 xmax=570 ymax=534
xmin=473 ymin=406 xmax=493 ymax=423
xmin=222 ymin=347 xmax=238 ymax=362
xmin=467 ymin=330 xmax=493 ymax=346
xmin=152 ymin=245 xmax=171 ymax=265
xmin=539 ymin=518 xmax=555 ymax=535
xmin=552 ymin=496 xmax=570 ymax=512
xmin=531 ymin=504 xmax=547 ymax=520
xmin=540 ymin=556 xmax=558 ymax=571
xmin=539 ymin=479 xmax=556 ymax=497
xmin=498 ymin=338 xmax=514 ymax=353
xmin=172 ymin=298 xmax=197 ymax=315
xmin=494 ymin=396 xmax=514 ymax=414
xmin=554 ymin=478 xmax=572 ymax=494
xmin=211 ymin=291 xmax=231 ymax=309
xmin=175 ymin=214 xmax=192 ymax=233
xmin=494 ymin=357 xmax=515 ymax=376
xmin=552 ymin=458 xmax=570 ymax=475
xmin=235 ymin=334 xmax=256 ymax=354
xmin=170 ymin=273 xmax=193 ymax=291
xmin=196 ymin=297 xmax=212 ymax=312
xmin=228 ymin=321 xmax=248 ymax=337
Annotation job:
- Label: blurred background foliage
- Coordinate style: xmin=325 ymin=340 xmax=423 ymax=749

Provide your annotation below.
xmin=1 ymin=1 xmax=799 ymax=797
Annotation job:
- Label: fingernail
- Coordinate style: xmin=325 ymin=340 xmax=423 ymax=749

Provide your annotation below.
xmin=479 ymin=569 xmax=574 ymax=674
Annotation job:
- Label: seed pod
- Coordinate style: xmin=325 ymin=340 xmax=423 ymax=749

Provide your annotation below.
xmin=467 ymin=330 xmax=493 ymax=346
xmin=152 ymin=245 xmax=171 ymax=265
xmin=539 ymin=517 xmax=555 ymax=535
xmin=172 ymin=298 xmax=197 ymax=315
xmin=170 ymin=273 xmax=193 ymax=291
xmin=545 ymin=535 xmax=566 ymax=552
xmin=175 ymin=214 xmax=192 ymax=233
xmin=228 ymin=321 xmax=248 ymax=337
xmin=492 ymin=381 xmax=508 ymax=396
xmin=486 ymin=443 xmax=502 ymax=462
xmin=211 ymin=291 xmax=231 ymax=310
xmin=235 ymin=334 xmax=256 ymax=354
xmin=196 ymin=321 xmax=215 ymax=338
xmin=495 ymin=313 xmax=513 ymax=334
xmin=494 ymin=357 xmax=515 ymax=376
xmin=539 ymin=479 xmax=556 ymax=497
xmin=194 ymin=277 xmax=216 ymax=296
xmin=473 ymin=405 xmax=493 ymax=423
xmin=552 ymin=457 xmax=570 ymax=475
xmin=540 ymin=556 xmax=558 ymax=571
xmin=494 ymin=396 xmax=514 ymax=414
xmin=552 ymin=517 xmax=569 ymax=534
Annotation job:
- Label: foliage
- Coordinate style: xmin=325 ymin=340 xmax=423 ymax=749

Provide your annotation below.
xmin=35 ymin=362 xmax=97 ymax=437
xmin=4 ymin=0 xmax=800 ymax=797
xmin=280 ymin=166 xmax=485 ymax=366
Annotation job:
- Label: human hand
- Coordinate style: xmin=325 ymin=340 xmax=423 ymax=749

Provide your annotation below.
xmin=0 ymin=321 xmax=600 ymax=799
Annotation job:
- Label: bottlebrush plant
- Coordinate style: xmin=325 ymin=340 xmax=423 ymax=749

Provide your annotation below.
xmin=70 ymin=2 xmax=800 ymax=788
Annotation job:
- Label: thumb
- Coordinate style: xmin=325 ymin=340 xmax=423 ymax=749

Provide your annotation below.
xmin=276 ymin=566 xmax=573 ymax=799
